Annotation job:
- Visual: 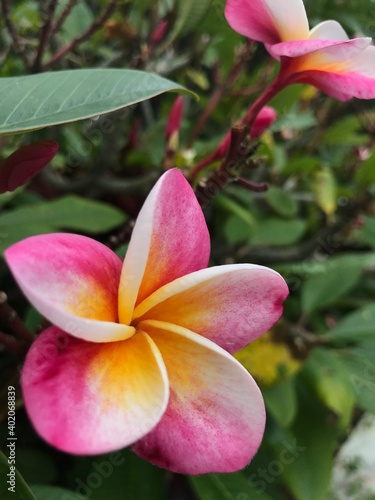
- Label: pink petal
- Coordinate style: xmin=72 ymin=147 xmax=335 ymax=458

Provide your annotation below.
xmin=119 ymin=169 xmax=210 ymax=324
xmin=22 ymin=326 xmax=169 ymax=454
xmin=225 ymin=0 xmax=309 ymax=45
xmin=134 ymin=264 xmax=289 ymax=354
xmin=270 ymin=37 xmax=370 ymax=59
xmin=296 ymin=45 xmax=375 ymax=101
xmin=309 ymin=20 xmax=349 ymax=41
xmin=4 ymin=234 xmax=134 ymax=342
xmin=302 ymin=69 xmax=375 ymax=100
xmin=133 ymin=321 xmax=265 ymax=474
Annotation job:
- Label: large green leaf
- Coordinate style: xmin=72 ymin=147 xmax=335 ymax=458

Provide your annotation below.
xmin=0 ymin=195 xmax=126 ymax=252
xmin=190 ymin=471 xmax=272 ymax=500
xmin=0 ymin=450 xmax=36 ymax=500
xmin=0 ymin=69 xmax=193 ymax=134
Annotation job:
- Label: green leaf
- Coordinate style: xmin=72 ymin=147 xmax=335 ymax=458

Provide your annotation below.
xmin=326 ymin=303 xmax=375 ymax=343
xmin=312 ymin=169 xmax=337 ymax=216
xmin=355 ymin=154 xmax=375 ymax=186
xmin=190 ymin=471 xmax=273 ymax=500
xmin=263 ymin=378 xmax=297 ymax=428
xmin=224 ymin=215 xmax=251 ymax=244
xmin=0 ymin=449 xmax=37 ymax=500
xmin=360 ymin=215 xmax=375 ymax=248
xmin=323 ymin=116 xmax=366 ymax=145
xmin=160 ymin=0 xmax=211 ymax=49
xmin=301 ymin=348 xmax=356 ymax=426
xmin=301 ymin=257 xmax=363 ymax=314
xmin=66 ymin=449 xmax=166 ymax=500
xmin=0 ymin=195 xmax=126 ymax=252
xmin=277 ymin=382 xmax=336 ymax=500
xmin=30 ymin=485 xmax=85 ymax=500
xmin=0 ymin=69 xmax=194 ymax=134
xmin=339 ymin=345 xmax=375 ymax=414
xmin=251 ymin=219 xmax=306 ymax=247
xmin=264 ymin=186 xmax=298 ymax=218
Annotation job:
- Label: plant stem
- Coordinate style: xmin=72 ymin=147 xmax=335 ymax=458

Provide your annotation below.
xmin=0 ymin=292 xmax=35 ymax=345
xmin=0 ymin=0 xmax=32 ymax=70
xmin=44 ymin=0 xmax=118 ymax=69
xmin=32 ymin=0 xmax=59 ymax=72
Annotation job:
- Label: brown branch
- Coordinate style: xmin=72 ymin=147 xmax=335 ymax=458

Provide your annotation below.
xmin=0 ymin=331 xmax=23 ymax=357
xmin=0 ymin=0 xmax=32 ymax=70
xmin=32 ymin=0 xmax=59 ymax=73
xmin=0 ymin=291 xmax=35 ymax=345
xmin=49 ymin=0 xmax=78 ymax=38
xmin=187 ymin=42 xmax=254 ymax=148
xmin=44 ymin=0 xmax=118 ymax=69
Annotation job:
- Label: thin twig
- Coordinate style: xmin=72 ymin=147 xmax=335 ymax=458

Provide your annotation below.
xmin=0 ymin=0 xmax=32 ymax=69
xmin=32 ymin=0 xmax=59 ymax=72
xmin=44 ymin=0 xmax=118 ymax=69
xmin=0 ymin=331 xmax=23 ymax=357
xmin=0 ymin=292 xmax=35 ymax=344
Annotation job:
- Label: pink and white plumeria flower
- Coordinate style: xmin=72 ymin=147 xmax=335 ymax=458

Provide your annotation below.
xmin=5 ymin=169 xmax=288 ymax=475
xmin=225 ymin=0 xmax=375 ymax=101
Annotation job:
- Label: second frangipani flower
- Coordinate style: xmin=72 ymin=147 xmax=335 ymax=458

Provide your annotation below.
xmin=5 ymin=170 xmax=288 ymax=475
xmin=225 ymin=0 xmax=375 ymax=101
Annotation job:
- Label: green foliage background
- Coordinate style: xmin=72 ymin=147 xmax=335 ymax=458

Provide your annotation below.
xmin=1 ymin=1 xmax=375 ymax=499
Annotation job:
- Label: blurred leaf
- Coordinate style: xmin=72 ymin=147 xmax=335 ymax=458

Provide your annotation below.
xmin=224 ymin=215 xmax=251 ymax=244
xmin=283 ymin=155 xmax=321 ymax=175
xmin=301 ymin=257 xmax=363 ymax=314
xmin=185 ymin=68 xmax=210 ymax=90
xmin=0 ymin=195 xmax=126 ymax=252
xmin=278 ymin=382 xmax=336 ymax=500
xmin=160 ymin=0 xmax=211 ymax=48
xmin=264 ymin=186 xmax=298 ymax=218
xmin=277 ymin=252 xmax=375 ymax=277
xmin=323 ymin=116 xmax=366 ymax=145
xmin=0 ymin=70 xmax=194 ymax=134
xmin=0 ymin=449 xmax=37 ymax=500
xmin=326 ymin=303 xmax=375 ymax=343
xmin=273 ymin=109 xmax=316 ymax=132
xmin=16 ymin=448 xmax=58 ymax=485
xmin=263 ymin=378 xmax=297 ymax=427
xmin=360 ymin=216 xmax=375 ymax=248
xmin=301 ymin=348 xmax=355 ymax=426
xmin=214 ymin=195 xmax=256 ymax=226
xmin=251 ymin=219 xmax=306 ymax=246
xmin=190 ymin=471 xmax=273 ymax=500
xmin=355 ymin=154 xmax=375 ymax=186
xmin=59 ymin=1 xmax=94 ymax=42
xmin=67 ymin=449 xmax=166 ymax=500
xmin=312 ymin=169 xmax=337 ymax=216
xmin=339 ymin=344 xmax=375 ymax=414
xmin=30 ymin=486 xmax=85 ymax=500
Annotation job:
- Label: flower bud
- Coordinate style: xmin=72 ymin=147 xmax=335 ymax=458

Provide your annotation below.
xmin=150 ymin=20 xmax=168 ymax=45
xmin=250 ymin=106 xmax=277 ymax=139
xmin=0 ymin=140 xmax=59 ymax=193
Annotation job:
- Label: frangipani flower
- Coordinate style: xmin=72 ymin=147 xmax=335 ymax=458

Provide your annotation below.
xmin=5 ymin=169 xmax=288 ymax=474
xmin=225 ymin=0 xmax=375 ymax=101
